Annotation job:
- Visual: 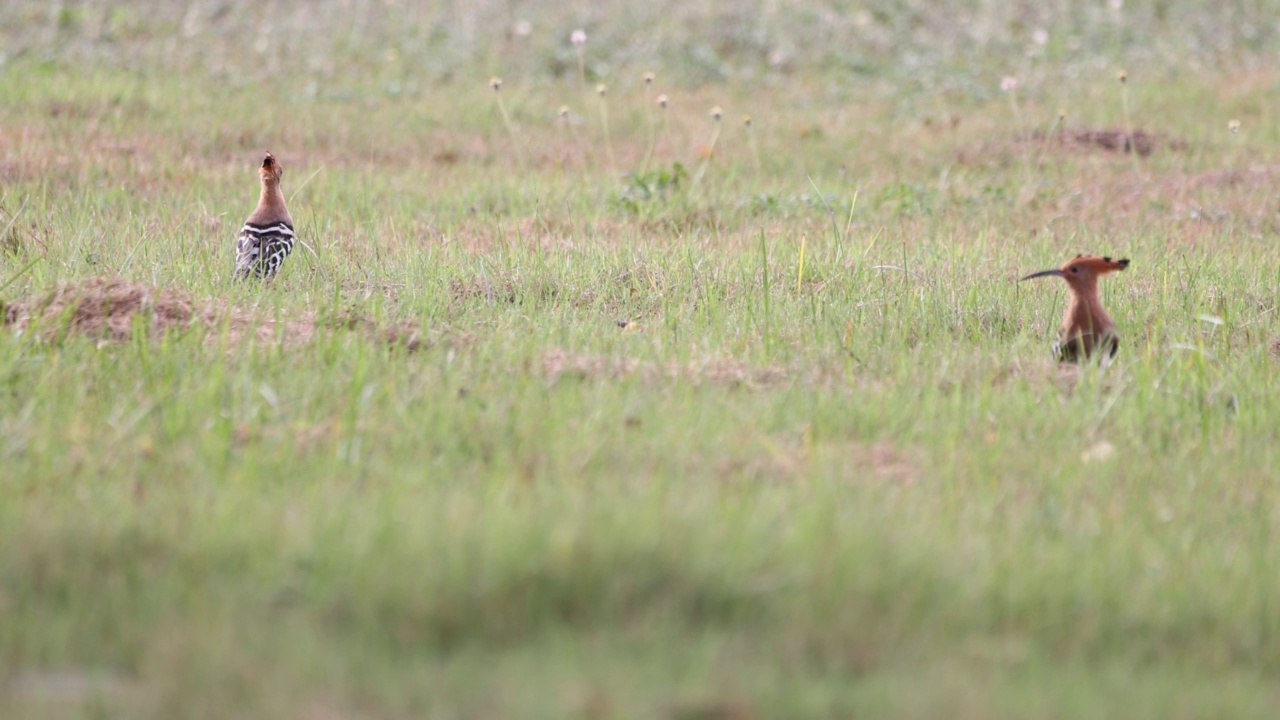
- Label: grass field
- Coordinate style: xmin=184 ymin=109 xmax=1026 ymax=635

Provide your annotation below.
xmin=3 ymin=1 xmax=1280 ymax=717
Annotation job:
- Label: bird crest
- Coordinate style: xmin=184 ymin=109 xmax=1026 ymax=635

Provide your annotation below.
xmin=1061 ymin=255 xmax=1130 ymax=277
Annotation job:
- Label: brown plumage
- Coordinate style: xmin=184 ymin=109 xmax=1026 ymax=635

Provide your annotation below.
xmin=1021 ymin=255 xmax=1130 ymax=363
xmin=234 ymin=152 xmax=296 ymax=280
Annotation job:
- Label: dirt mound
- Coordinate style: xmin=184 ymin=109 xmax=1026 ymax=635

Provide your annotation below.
xmin=2 ymin=277 xmax=198 ymax=341
xmin=1032 ymin=127 xmax=1182 ymax=157
xmin=956 ymin=126 xmax=1185 ymax=170
xmin=2 ymin=276 xmax=432 ymax=351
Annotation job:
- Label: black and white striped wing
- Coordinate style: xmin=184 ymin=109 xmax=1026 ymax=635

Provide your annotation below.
xmin=234 ymin=221 xmax=295 ymax=279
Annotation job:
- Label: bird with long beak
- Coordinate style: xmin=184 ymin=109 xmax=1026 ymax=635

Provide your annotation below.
xmin=1021 ymin=255 xmax=1130 ymax=363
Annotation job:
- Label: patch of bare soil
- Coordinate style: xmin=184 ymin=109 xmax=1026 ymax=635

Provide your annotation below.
xmin=1270 ymin=336 xmax=1280 ymax=361
xmin=2 ymin=276 xmax=437 ymax=351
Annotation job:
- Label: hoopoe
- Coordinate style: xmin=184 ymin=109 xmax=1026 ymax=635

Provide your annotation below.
xmin=1021 ymin=255 xmax=1130 ymax=363
xmin=234 ymin=152 xmax=295 ymax=280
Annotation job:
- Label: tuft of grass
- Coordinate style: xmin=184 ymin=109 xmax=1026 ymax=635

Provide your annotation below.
xmin=1118 ymin=69 xmax=1144 ymax=178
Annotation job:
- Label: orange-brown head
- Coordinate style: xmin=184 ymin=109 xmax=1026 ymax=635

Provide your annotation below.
xmin=259 ymin=152 xmax=283 ymax=188
xmin=1020 ymin=255 xmax=1129 ymax=292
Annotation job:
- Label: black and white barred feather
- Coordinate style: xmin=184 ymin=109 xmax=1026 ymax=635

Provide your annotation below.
xmin=234 ymin=220 xmax=295 ymax=279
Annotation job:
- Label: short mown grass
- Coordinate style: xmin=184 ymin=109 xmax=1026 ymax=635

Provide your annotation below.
xmin=3 ymin=2 xmax=1280 ymax=718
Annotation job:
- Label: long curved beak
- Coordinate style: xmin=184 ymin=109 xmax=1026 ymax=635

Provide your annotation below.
xmin=1019 ymin=269 xmax=1064 ymax=282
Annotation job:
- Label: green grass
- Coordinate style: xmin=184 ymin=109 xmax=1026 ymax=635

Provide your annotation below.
xmin=3 ymin=2 xmax=1280 ymax=718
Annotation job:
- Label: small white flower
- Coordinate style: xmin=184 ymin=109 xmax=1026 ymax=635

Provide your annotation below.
xmin=1032 ymin=28 xmax=1048 ymax=45
xmin=513 ymin=20 xmax=532 ymax=38
xmin=1000 ymin=75 xmax=1018 ymax=93
xmin=570 ymin=29 xmax=586 ymax=46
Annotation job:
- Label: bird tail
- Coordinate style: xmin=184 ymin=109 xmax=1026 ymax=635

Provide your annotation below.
xmin=233 ymin=246 xmax=256 ymax=281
